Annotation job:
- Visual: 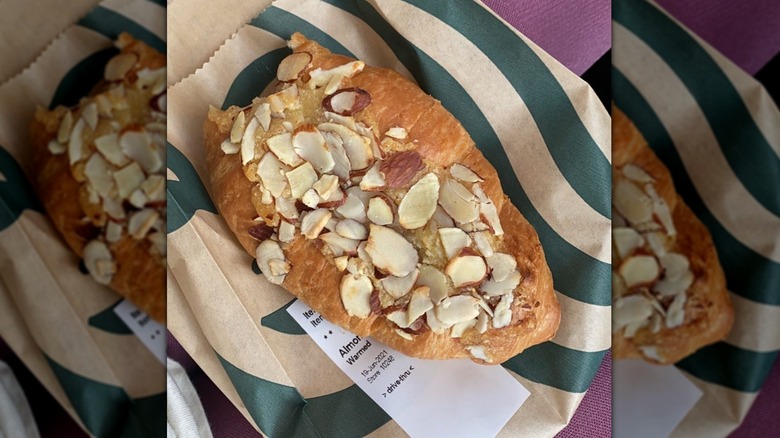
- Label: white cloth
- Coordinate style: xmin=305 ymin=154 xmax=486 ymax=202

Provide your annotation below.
xmin=0 ymin=360 xmax=40 ymax=438
xmin=166 ymin=358 xmax=213 ymax=438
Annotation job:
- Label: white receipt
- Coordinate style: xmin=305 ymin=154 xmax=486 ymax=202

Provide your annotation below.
xmin=287 ymin=300 xmax=529 ymax=438
xmin=614 ymin=359 xmax=702 ymax=438
xmin=113 ymin=299 xmax=166 ymax=365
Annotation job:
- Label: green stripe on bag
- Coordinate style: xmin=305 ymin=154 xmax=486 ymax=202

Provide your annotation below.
xmin=269 ymin=2 xmax=611 ymax=306
xmin=78 ymin=6 xmax=166 ymax=54
xmin=677 ymin=344 xmax=779 ymax=393
xmin=503 ymin=343 xmax=607 ymax=393
xmin=613 ymin=68 xmax=780 ymax=306
xmin=615 ymin=0 xmax=780 ymax=218
xmin=0 ymin=147 xmax=41 ymax=231
xmin=166 ymin=142 xmax=217 ymax=234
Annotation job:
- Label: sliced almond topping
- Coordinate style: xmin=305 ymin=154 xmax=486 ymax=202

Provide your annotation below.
xmin=308 ymin=61 xmax=365 ymax=88
xmin=319 ymin=232 xmax=360 ymax=257
xmin=417 ymin=265 xmax=449 ymax=304
xmin=359 ymin=161 xmax=386 ymax=191
xmin=614 ymin=294 xmax=653 ymax=330
xmin=128 ymin=209 xmax=159 ymax=239
xmin=438 ymin=227 xmax=470 ymax=260
xmin=659 ymin=252 xmax=689 ymax=282
xmin=241 ymin=117 xmax=259 ymax=165
xmin=105 ymin=221 xmax=123 ymax=244
xmin=68 ymin=118 xmax=86 ymax=164
xmin=365 ymin=224 xmax=418 ymax=277
xmin=255 ymin=103 xmax=272 ymax=132
xmin=613 ymin=227 xmax=644 ymax=259
xmin=104 ymin=52 xmax=138 ymax=81
xmin=386 ymin=310 xmax=411 ymax=328
xmin=221 ymin=138 xmax=239 ymax=154
xmin=367 ymin=196 xmax=394 ymax=225
xmin=475 ymin=310 xmax=489 ymax=334
xmin=340 ymin=273 xmax=373 ymax=318
xmin=431 ymin=205 xmax=455 ymax=228
xmin=407 ymin=286 xmax=433 ymax=325
xmin=268 ymin=258 xmax=291 ymax=277
xmin=450 ymin=318 xmax=477 ymax=338
xmin=84 ymin=153 xmax=113 ymax=197
xmin=439 ymin=178 xmax=479 ymax=224
xmin=286 ymin=162 xmax=318 ymax=199
xmin=445 ymin=253 xmax=487 ymax=288
xmin=322 ymin=131 xmax=351 ymax=180
xmin=425 ymin=308 xmax=452 ymax=333
xmin=336 ymin=192 xmax=367 ymax=222
xmin=277 ymin=52 xmax=312 ymax=82
xmin=48 ymin=139 xmax=65 ymax=154
xmin=275 ymin=196 xmax=299 ymax=222
xmin=622 ymin=164 xmax=654 ymax=183
xmin=322 ymin=88 xmax=371 ymax=116
xmin=450 ymin=164 xmax=483 ymax=183
xmin=467 ymin=345 xmax=491 ymax=362
xmin=103 ymin=197 xmax=125 ymax=220
xmin=380 ymin=151 xmax=424 ymax=189
xmin=334 ymin=255 xmax=349 ymax=271
xmin=292 ymin=125 xmax=334 ymax=173
xmin=57 ymin=111 xmax=73 ymax=144
xmin=323 ymin=74 xmax=344 ymax=95
xmin=318 ymin=123 xmax=373 ymax=170
xmin=278 ymin=220 xmax=296 ymax=243
xmin=472 ymin=231 xmax=494 ymax=258
xmin=397 ymin=173 xmax=439 ymax=229
xmin=256 ymin=240 xmax=286 ymax=284
xmin=121 ymin=131 xmax=162 ymax=173
xmin=313 ymin=174 xmax=339 ymax=199
xmin=324 ymin=111 xmax=356 ymax=130
xmin=384 ymin=127 xmax=407 ymax=140
xmin=82 ymin=103 xmax=98 ymax=130
xmin=654 ymin=271 xmax=694 ymax=296
xmin=318 ymin=187 xmax=346 ymax=208
xmin=619 ymin=255 xmax=660 ymax=288
xmin=268 ymin=84 xmax=299 ymax=114
xmin=665 ymin=292 xmax=687 ymax=328
xmin=257 ymin=153 xmax=289 ymax=197
xmin=436 ymin=295 xmax=480 ymax=325
xmin=395 ymin=329 xmax=414 ymax=341
xmin=128 ymin=189 xmax=147 ymax=208
xmin=83 ymin=240 xmax=115 ymax=284
xmin=301 ymin=188 xmax=321 ymax=209
xmin=614 ymin=180 xmax=653 ymax=225
xmin=113 ymin=162 xmax=145 ymax=198
xmin=266 ymin=132 xmax=303 ymax=167
xmin=380 ymin=269 xmax=419 ymax=299
xmin=335 ymin=219 xmax=368 ymax=240
xmin=487 ymin=253 xmax=516 ymax=282
xmin=645 ymin=184 xmax=676 ymax=236
xmin=229 ymin=111 xmax=246 ymax=144
xmin=492 ymin=294 xmax=513 ymax=329
xmin=300 ymin=209 xmax=332 ymax=239
xmin=480 ymin=270 xmax=522 ymax=296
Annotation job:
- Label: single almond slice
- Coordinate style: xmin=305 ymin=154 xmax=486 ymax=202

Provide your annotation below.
xmin=241 ymin=116 xmax=259 ymax=165
xmin=425 ymin=308 xmax=452 ymax=334
xmin=386 ymin=310 xmax=411 ymax=328
xmin=645 ymin=184 xmax=676 ymax=236
xmin=450 ymin=163 xmax=483 ymax=183
xmin=292 ymin=125 xmax=334 ymax=173
xmin=431 ymin=205 xmax=455 ymax=228
xmin=318 ymin=123 xmax=373 ymax=170
xmin=268 ymin=84 xmax=300 ymax=114
xmin=322 ymin=131 xmax=351 ymax=181
xmin=128 ymin=188 xmax=148 ymax=208
xmin=230 ymin=111 xmax=246 ymax=144
xmin=336 ymin=192 xmax=367 ymax=222
xmin=57 ymin=111 xmax=73 ymax=144
xmin=114 ymin=162 xmax=145 ymax=198
xmin=365 ymin=224 xmax=418 ymax=277
xmin=322 ymin=88 xmax=371 ymax=116
xmin=268 ymin=258 xmax=291 ymax=277
xmin=472 ymin=231 xmax=494 ymax=258
xmin=380 ymin=151 xmax=424 ymax=189
xmin=487 ymin=253 xmax=516 ymax=282
xmin=319 ymin=232 xmax=360 ymax=257
xmin=286 ymin=162 xmax=318 ymax=200
xmin=267 ymin=132 xmax=303 ymax=167
xmin=665 ymin=292 xmax=687 ymax=328
xmin=480 ymin=270 xmax=522 ymax=296
xmin=449 ymin=318 xmax=477 ymax=338
xmin=128 ymin=209 xmax=159 ymax=239
xmin=256 ymin=240 xmax=286 ymax=284
xmin=308 ymin=61 xmax=365 ymax=88
xmin=221 ymin=139 xmax=239 ymax=154
xmin=334 ymin=255 xmax=349 ymax=271
xmin=68 ymin=118 xmax=86 ymax=165
xmin=438 ymin=227 xmax=470 ymax=260
xmin=121 ymin=131 xmax=162 ymax=173
xmin=439 ymin=178 xmax=479 ymax=224
xmin=475 ymin=310 xmax=489 ymax=334
xmin=367 ymin=196 xmax=394 ymax=225
xmin=384 ymin=127 xmax=407 ymax=140
xmin=82 ymin=103 xmax=98 ymax=130
xmin=275 ymin=196 xmax=299 ymax=222
xmin=436 ymin=295 xmax=480 ymax=325
xmin=105 ymin=221 xmax=123 ymax=244
xmin=48 ymin=139 xmax=65 ymax=154
xmin=659 ymin=253 xmax=690 ymax=282
xmin=278 ymin=220 xmax=296 ymax=243
xmin=407 ymin=286 xmax=433 ymax=325
xmin=313 ymin=174 xmax=339 ymax=199
xmin=622 ymin=164 xmax=653 ymax=183
xmin=318 ymin=187 xmax=346 ymax=208
xmin=614 ymin=294 xmax=653 ymax=330
xmin=445 ymin=253 xmax=487 ymax=288
xmin=336 ymin=219 xmax=368 ymax=240
xmin=83 ymin=240 xmax=115 ymax=285
xmin=654 ymin=271 xmax=694 ymax=296
xmin=381 ymin=269 xmax=419 ymax=299
xmin=613 ymin=227 xmax=644 ymax=259
xmin=397 ymin=173 xmax=439 ymax=229
xmin=257 ymin=153 xmax=289 ymax=197
xmin=324 ymin=111 xmax=356 ymax=129
xmin=359 ymin=162 xmax=386 ymax=191
xmin=300 ymin=209 xmax=332 ymax=239
xmin=619 ymin=255 xmax=660 ymax=288
xmin=84 ymin=153 xmax=113 ymax=197
xmin=255 ymin=103 xmax=271 ymax=131
xmin=340 ymin=273 xmax=373 ymax=318
xmin=492 ymin=294 xmax=513 ymax=329
xmin=277 ymin=52 xmax=312 ymax=82
xmin=614 ymin=180 xmax=653 ymax=225
xmin=301 ymin=188 xmax=321 ymax=209
xmin=417 ymin=265 xmax=449 ymax=304
xmin=104 ymin=52 xmax=138 ymax=81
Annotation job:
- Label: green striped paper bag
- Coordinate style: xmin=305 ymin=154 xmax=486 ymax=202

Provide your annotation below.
xmin=166 ymin=0 xmax=611 ymax=435
xmin=0 ymin=0 xmax=166 ymax=436
xmin=613 ymin=0 xmax=780 ymax=435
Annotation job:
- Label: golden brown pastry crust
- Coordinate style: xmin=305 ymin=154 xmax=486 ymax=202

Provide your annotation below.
xmin=612 ymin=106 xmax=732 ymax=364
xmin=29 ymin=33 xmax=166 ymax=322
xmin=204 ymin=34 xmax=559 ymax=363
